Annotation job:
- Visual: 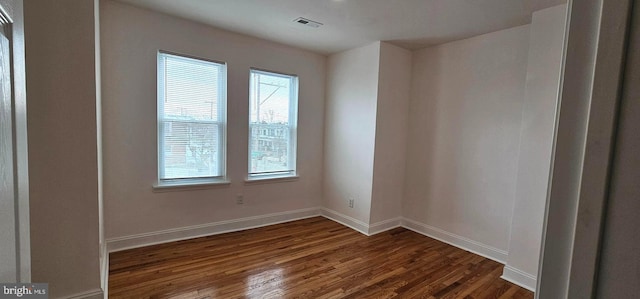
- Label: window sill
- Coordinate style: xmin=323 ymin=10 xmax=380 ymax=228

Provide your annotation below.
xmin=152 ymin=179 xmax=231 ymax=192
xmin=244 ymin=174 xmax=299 ymax=185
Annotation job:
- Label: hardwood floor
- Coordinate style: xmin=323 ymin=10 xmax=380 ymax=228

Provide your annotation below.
xmin=109 ymin=217 xmax=533 ymax=298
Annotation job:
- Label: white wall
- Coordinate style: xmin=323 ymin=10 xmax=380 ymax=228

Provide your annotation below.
xmin=403 ymin=25 xmax=530 ymax=260
xmin=370 ymin=43 xmax=412 ymax=224
xmin=24 ymin=0 xmax=102 ymax=297
xmin=101 ymin=1 xmax=326 ymax=243
xmin=323 ymin=42 xmax=380 ymax=225
xmin=323 ymin=41 xmax=411 ymax=230
xmin=503 ymin=4 xmax=567 ymax=290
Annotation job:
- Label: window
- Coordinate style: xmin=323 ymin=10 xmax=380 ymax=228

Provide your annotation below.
xmin=248 ymin=69 xmax=298 ymax=178
xmin=157 ymin=52 xmax=226 ymax=184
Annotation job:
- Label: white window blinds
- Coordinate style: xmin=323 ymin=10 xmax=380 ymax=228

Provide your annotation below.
xmin=157 ymin=52 xmax=226 ymax=182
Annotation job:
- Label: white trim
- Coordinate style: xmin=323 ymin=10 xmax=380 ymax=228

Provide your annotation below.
xmin=152 ymin=179 xmax=231 ymax=192
xmin=62 ymin=289 xmax=104 ymax=299
xmin=247 ymin=69 xmax=298 ymax=177
xmin=100 ymin=242 xmax=108 ymax=299
xmin=320 ymin=208 xmax=369 ymax=235
xmin=244 ymin=175 xmax=299 ymax=185
xmin=502 ymin=265 xmax=537 ymax=292
xmin=401 ymin=217 xmax=508 ymax=263
xmin=107 ymin=207 xmax=320 ymax=252
xmin=156 ymin=51 xmax=228 ymax=186
xmin=368 ymin=217 xmax=402 ymax=235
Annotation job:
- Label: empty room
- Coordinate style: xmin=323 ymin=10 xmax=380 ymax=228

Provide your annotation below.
xmin=104 ymin=0 xmax=565 ymax=296
xmin=4 ymin=0 xmax=639 ymax=298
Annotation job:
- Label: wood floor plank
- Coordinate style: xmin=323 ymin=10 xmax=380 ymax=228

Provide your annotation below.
xmin=109 ymin=217 xmax=533 ymax=299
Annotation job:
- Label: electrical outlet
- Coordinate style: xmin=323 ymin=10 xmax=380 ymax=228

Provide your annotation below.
xmin=236 ymin=194 xmax=244 ymax=205
xmin=348 ymin=197 xmax=354 ymax=208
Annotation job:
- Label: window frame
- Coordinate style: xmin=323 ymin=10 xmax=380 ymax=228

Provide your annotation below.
xmin=247 ymin=68 xmax=299 ymax=180
xmin=156 ymin=50 xmax=228 ymax=187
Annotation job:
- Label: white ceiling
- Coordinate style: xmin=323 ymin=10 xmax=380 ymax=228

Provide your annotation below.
xmin=116 ymin=0 xmax=567 ymax=55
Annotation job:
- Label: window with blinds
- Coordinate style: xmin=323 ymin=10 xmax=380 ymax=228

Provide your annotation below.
xmin=157 ymin=52 xmax=226 ymax=183
xmin=248 ymin=69 xmax=298 ymax=177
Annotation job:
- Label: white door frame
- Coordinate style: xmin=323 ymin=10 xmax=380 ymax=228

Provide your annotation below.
xmin=0 ymin=0 xmax=29 ymax=283
xmin=537 ymin=0 xmax=634 ymax=298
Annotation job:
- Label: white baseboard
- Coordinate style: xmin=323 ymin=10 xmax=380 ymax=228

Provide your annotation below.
xmin=320 ymin=208 xmax=370 ymax=235
xmin=501 ymin=265 xmax=537 ymax=292
xmin=62 ymin=289 xmax=104 ymax=299
xmin=401 ymin=217 xmax=536 ymax=290
xmin=369 ymin=217 xmax=402 ymax=235
xmin=401 ymin=217 xmax=508 ymax=263
xmin=106 ymin=207 xmax=321 ymax=252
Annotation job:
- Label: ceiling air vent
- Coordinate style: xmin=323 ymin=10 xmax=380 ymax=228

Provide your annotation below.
xmin=293 ymin=17 xmax=323 ymax=28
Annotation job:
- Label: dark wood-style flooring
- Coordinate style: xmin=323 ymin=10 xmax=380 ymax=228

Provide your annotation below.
xmin=109 ymin=217 xmax=533 ymax=298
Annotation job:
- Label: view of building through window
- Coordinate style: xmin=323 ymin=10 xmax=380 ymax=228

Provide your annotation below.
xmin=158 ymin=52 xmax=226 ymax=181
xmin=249 ymin=70 xmax=298 ymax=176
